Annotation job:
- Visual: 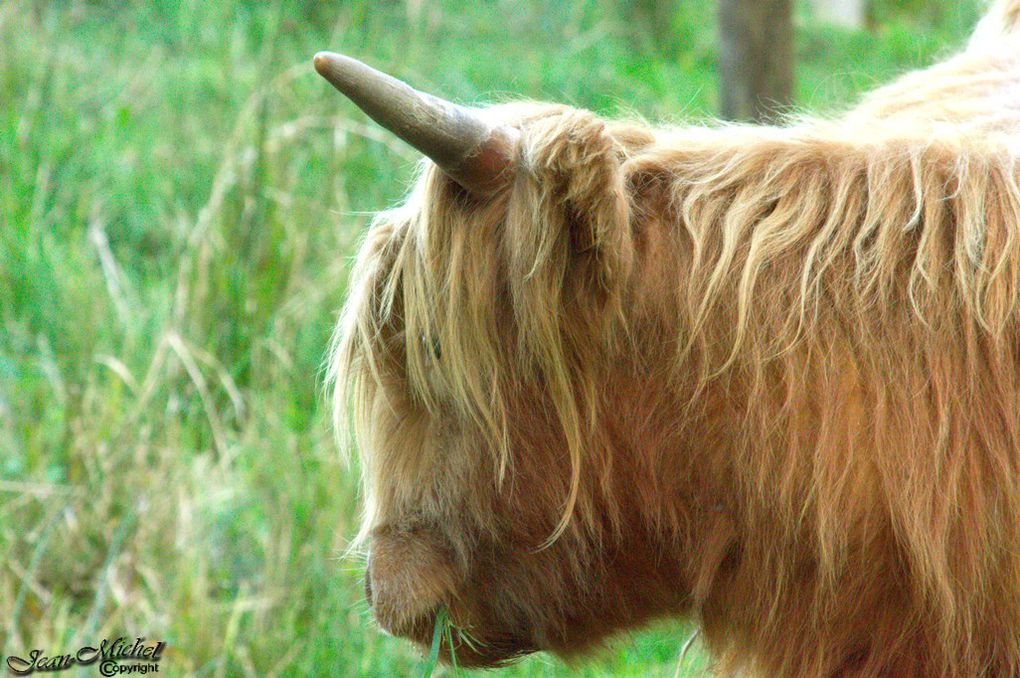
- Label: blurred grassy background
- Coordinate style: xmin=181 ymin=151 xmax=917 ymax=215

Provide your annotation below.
xmin=0 ymin=0 xmax=982 ymax=675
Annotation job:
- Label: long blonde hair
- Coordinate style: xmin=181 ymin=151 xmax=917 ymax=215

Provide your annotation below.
xmin=331 ymin=3 xmax=1020 ymax=673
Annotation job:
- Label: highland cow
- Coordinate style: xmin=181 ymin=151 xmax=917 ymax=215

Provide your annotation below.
xmin=321 ymin=1 xmax=1020 ymax=674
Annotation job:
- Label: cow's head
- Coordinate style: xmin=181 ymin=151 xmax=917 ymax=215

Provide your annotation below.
xmin=321 ymin=53 xmax=704 ymax=666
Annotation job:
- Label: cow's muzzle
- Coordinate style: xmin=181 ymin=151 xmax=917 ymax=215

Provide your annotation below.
xmin=363 ymin=524 xmax=538 ymax=667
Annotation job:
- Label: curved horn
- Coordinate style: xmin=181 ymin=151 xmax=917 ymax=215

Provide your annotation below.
xmin=313 ymin=51 xmax=518 ymax=196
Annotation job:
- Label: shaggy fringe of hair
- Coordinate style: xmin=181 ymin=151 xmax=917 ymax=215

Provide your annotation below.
xmin=331 ymin=105 xmax=635 ymax=551
xmin=331 ymin=2 xmax=1020 ymax=674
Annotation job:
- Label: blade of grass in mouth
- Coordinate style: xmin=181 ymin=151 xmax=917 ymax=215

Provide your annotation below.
xmin=421 ymin=606 xmax=449 ymax=678
xmin=445 ymin=612 xmax=459 ymax=673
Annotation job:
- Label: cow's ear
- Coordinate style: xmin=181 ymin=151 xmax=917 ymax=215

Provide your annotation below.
xmin=506 ymin=108 xmax=634 ymax=296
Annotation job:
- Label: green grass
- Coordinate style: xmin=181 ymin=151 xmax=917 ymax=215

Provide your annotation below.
xmin=0 ymin=0 xmax=979 ymax=675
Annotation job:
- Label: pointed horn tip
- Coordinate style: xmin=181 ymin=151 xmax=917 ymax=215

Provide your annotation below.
xmin=312 ymin=51 xmax=336 ymax=78
xmin=311 ymin=50 xmax=518 ymax=196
